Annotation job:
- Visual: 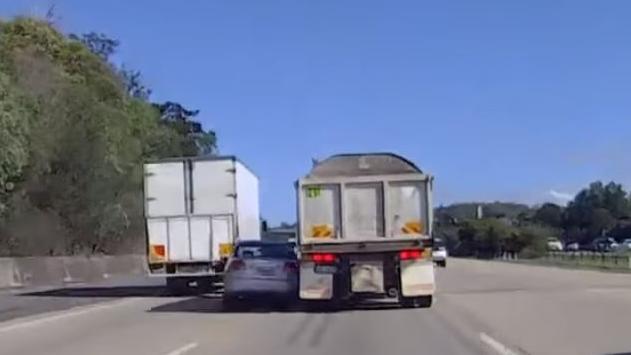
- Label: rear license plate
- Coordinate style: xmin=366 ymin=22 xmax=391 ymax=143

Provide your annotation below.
xmin=314 ymin=264 xmax=338 ymax=274
xmin=257 ymin=267 xmax=275 ymax=275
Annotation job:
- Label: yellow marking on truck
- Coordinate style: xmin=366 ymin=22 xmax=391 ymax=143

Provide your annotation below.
xmin=401 ymin=221 xmax=423 ymax=234
xmin=219 ymin=243 xmax=234 ymax=257
xmin=311 ymin=224 xmax=333 ymax=238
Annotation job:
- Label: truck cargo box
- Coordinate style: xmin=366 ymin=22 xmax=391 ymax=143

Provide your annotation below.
xmin=297 ymin=153 xmax=433 ymax=253
xmin=144 ymin=156 xmax=260 ymax=276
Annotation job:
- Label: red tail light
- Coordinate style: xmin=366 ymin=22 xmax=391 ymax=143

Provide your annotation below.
xmin=284 ymin=261 xmax=299 ymax=272
xmin=311 ymin=253 xmax=336 ymax=264
xmin=227 ymin=259 xmax=245 ymax=271
xmin=400 ymin=250 xmax=422 ymax=260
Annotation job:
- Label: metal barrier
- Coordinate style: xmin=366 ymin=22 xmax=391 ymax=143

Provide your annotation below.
xmin=0 ymin=255 xmax=147 ymax=289
xmin=545 ymin=251 xmax=631 ymax=270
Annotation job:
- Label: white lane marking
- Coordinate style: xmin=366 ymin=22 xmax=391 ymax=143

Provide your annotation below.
xmin=480 ymin=332 xmax=520 ymax=355
xmin=165 ymin=342 xmax=198 ymax=355
xmin=0 ymin=298 xmax=141 ymax=334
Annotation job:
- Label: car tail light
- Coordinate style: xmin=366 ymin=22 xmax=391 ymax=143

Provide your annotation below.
xmin=400 ymin=249 xmax=422 ymax=260
xmin=311 ymin=253 xmax=336 ymax=264
xmin=284 ymin=261 xmax=299 ymax=272
xmin=227 ymin=259 xmax=245 ymax=271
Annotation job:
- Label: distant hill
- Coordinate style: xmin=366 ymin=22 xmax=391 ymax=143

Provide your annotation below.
xmin=435 ymin=202 xmax=532 ymax=222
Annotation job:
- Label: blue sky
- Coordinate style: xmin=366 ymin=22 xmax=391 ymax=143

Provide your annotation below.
xmin=3 ymin=1 xmax=631 ymax=224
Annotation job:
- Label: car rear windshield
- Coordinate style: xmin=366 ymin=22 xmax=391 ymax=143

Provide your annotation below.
xmin=236 ymin=244 xmax=296 ymax=260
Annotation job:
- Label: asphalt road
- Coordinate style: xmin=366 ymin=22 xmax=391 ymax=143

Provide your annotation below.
xmin=1 ymin=259 xmax=631 ymax=355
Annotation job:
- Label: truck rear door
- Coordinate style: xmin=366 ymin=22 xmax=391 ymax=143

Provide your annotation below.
xmin=345 ymin=182 xmax=384 ymax=240
xmin=145 ymin=159 xmax=237 ymax=264
xmin=301 ymin=185 xmax=341 ymax=240
xmin=387 ymin=181 xmax=429 ymax=237
xmin=300 ymin=178 xmax=429 ymax=241
xmin=145 ymin=162 xmax=188 ymax=262
xmin=192 ymin=160 xmax=236 ymax=260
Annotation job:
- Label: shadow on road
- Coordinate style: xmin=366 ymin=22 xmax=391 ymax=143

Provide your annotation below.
xmin=20 ymin=285 xmax=184 ymax=298
xmin=148 ymin=294 xmax=407 ymax=314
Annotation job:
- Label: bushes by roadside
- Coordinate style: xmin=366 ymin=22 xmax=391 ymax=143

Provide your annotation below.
xmin=0 ymin=17 xmax=215 ymax=256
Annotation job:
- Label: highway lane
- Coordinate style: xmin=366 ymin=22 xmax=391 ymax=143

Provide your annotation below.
xmin=0 ymin=275 xmax=167 ymax=322
xmin=1 ymin=259 xmax=631 ymax=355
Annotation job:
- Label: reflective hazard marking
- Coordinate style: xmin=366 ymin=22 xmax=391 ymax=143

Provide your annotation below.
xmin=401 ymin=221 xmax=423 ymax=234
xmin=311 ymin=224 xmax=333 ymax=238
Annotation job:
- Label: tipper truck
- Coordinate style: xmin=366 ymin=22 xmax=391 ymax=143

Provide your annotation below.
xmin=144 ymin=156 xmax=260 ymax=292
xmin=297 ymin=153 xmax=435 ymax=307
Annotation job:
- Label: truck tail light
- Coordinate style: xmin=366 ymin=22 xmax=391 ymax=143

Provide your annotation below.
xmin=399 ymin=249 xmax=422 ymax=260
xmin=227 ymin=259 xmax=245 ymax=271
xmin=311 ymin=253 xmax=336 ymax=264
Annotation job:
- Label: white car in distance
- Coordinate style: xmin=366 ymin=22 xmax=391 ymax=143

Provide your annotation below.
xmin=618 ymin=239 xmax=631 ymax=252
xmin=433 ymin=246 xmax=447 ymax=268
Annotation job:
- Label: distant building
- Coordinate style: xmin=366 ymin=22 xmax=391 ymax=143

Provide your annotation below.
xmin=262 ymin=225 xmax=297 ymax=242
xmin=476 ymin=205 xmax=483 ymax=219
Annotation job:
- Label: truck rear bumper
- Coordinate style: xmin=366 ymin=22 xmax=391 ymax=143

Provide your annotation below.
xmin=148 ymin=261 xmax=224 ymax=277
xmin=298 ymin=254 xmax=435 ymax=300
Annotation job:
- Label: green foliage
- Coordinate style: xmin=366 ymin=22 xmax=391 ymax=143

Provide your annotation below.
xmin=564 ymin=181 xmax=630 ymax=244
xmin=68 ymin=32 xmax=119 ymax=61
xmin=514 ymin=225 xmax=552 ymax=259
xmin=436 ymin=202 xmax=530 ymax=221
xmin=0 ymin=18 xmax=217 ymax=256
xmin=0 ymin=72 xmax=30 ymax=216
xmin=437 ymin=180 xmax=631 ymax=259
xmin=533 ymin=203 xmax=563 ymax=228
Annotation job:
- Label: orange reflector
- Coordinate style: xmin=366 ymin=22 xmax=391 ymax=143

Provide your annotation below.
xmin=219 ymin=243 xmax=234 ymax=257
xmin=153 ymin=244 xmax=165 ymax=257
xmin=149 ymin=244 xmax=166 ymax=263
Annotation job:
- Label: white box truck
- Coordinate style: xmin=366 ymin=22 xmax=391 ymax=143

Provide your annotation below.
xmin=297 ymin=153 xmax=435 ymax=307
xmin=144 ymin=156 xmax=260 ymax=292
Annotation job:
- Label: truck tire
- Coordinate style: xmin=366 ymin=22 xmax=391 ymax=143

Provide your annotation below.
xmin=401 ymin=295 xmax=432 ymax=308
xmin=438 ymin=260 xmax=446 ymax=268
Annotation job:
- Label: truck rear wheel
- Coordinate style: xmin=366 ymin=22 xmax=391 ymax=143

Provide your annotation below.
xmin=400 ymin=295 xmax=432 ymax=308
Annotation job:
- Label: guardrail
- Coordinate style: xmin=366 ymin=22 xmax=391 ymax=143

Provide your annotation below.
xmin=0 ymin=255 xmax=147 ymax=289
xmin=545 ymin=251 xmax=631 ymax=270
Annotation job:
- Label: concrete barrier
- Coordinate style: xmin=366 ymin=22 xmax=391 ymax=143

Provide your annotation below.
xmin=0 ymin=258 xmax=21 ymax=288
xmin=0 ymin=255 xmax=146 ymax=289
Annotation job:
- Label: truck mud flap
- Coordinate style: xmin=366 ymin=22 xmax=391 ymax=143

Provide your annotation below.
xmin=400 ymin=260 xmax=435 ymax=297
xmin=299 ymin=261 xmax=334 ymax=300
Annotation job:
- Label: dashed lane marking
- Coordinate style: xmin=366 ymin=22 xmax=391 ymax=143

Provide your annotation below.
xmin=0 ymin=298 xmax=141 ymax=334
xmin=480 ymin=332 xmax=521 ymax=355
xmin=165 ymin=342 xmax=198 ymax=355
